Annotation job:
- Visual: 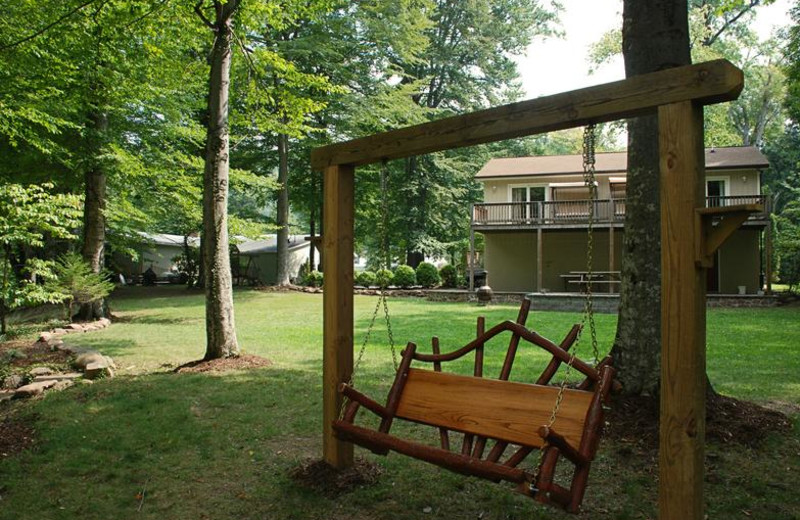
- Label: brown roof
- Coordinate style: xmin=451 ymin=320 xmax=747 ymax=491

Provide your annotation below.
xmin=475 ymin=146 xmax=770 ymax=179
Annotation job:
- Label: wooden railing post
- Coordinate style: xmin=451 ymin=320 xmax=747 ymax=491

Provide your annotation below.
xmin=658 ymin=100 xmax=707 ymax=520
xmin=323 ymin=163 xmax=355 ymax=469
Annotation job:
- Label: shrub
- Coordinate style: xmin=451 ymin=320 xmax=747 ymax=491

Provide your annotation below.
xmin=305 ymin=270 xmax=324 ymax=287
xmin=439 ymin=264 xmax=458 ymax=288
xmin=356 ymin=270 xmax=376 ymax=287
xmin=393 ymin=265 xmax=416 ymax=288
xmin=45 ymin=253 xmax=115 ymax=322
xmin=375 ymin=269 xmax=394 ymax=288
xmin=416 ymin=262 xmax=440 ymax=288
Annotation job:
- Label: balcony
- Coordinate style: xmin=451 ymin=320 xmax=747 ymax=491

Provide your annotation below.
xmin=472 ymin=195 xmax=769 ymax=230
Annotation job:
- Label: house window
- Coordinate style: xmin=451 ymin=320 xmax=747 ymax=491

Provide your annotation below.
xmin=551 ymin=186 xmax=590 ymax=218
xmin=610 ymin=182 xmax=626 ymax=216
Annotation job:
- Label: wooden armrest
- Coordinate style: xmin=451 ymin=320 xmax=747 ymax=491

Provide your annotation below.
xmin=339 ymin=383 xmax=389 ymax=418
xmin=538 ymin=426 xmax=589 ymax=466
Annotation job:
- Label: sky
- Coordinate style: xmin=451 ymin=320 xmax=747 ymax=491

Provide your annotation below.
xmin=516 ymin=0 xmax=793 ymax=99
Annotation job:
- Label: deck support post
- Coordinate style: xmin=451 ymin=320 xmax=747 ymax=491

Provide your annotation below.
xmin=537 ymin=228 xmax=543 ymax=292
xmin=608 ymin=227 xmax=615 ymax=293
xmin=658 ymin=101 xmax=706 ymax=520
xmin=322 ymin=163 xmax=355 ymax=469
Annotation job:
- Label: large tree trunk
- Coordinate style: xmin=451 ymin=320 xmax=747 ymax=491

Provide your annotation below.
xmin=80 ymin=110 xmax=109 ymax=321
xmin=201 ymin=3 xmax=240 ymax=360
xmin=610 ymin=0 xmax=691 ymax=395
xmin=276 ymin=132 xmax=291 ymax=285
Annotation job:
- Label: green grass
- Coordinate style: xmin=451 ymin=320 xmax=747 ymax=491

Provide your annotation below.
xmin=0 ymin=286 xmax=797 ymax=520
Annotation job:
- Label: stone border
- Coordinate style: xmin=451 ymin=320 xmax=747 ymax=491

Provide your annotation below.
xmin=1 ymin=318 xmax=116 ymax=403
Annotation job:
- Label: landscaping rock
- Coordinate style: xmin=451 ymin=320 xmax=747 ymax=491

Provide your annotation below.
xmin=29 ymin=367 xmax=53 ymax=377
xmin=97 ymin=317 xmax=111 ymax=327
xmin=84 ymin=361 xmax=114 ymax=380
xmin=0 ymin=390 xmax=14 ymax=403
xmin=52 ymin=328 xmax=67 ymax=335
xmin=13 ymin=380 xmax=57 ymax=398
xmin=73 ymin=351 xmax=106 ymax=370
xmin=2 ymin=375 xmax=24 ymax=390
xmin=47 ymin=339 xmax=64 ymax=351
xmin=65 ymin=323 xmax=84 ymax=331
xmin=37 ymin=331 xmax=54 ymax=343
xmin=32 ymin=373 xmax=82 ymax=383
xmin=53 ymin=380 xmax=76 ymax=391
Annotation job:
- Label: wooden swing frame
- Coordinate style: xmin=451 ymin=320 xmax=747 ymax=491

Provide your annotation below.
xmin=311 ymin=59 xmax=758 ymax=520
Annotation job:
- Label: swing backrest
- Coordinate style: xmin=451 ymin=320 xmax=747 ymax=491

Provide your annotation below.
xmin=395 ymin=368 xmax=593 ymax=449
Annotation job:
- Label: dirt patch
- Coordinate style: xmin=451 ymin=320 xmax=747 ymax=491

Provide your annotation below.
xmin=0 ymin=414 xmax=37 ymax=458
xmin=1 ymin=339 xmax=73 ymax=370
xmin=174 ymin=354 xmax=273 ymax=374
xmin=607 ymin=392 xmax=793 ymax=450
xmin=289 ymin=457 xmax=382 ymax=497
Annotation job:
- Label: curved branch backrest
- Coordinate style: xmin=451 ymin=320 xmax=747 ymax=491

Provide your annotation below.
xmin=410 ymin=320 xmax=600 ymax=384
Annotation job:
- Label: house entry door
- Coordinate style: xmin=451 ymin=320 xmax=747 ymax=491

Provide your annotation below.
xmin=706 ymin=179 xmax=726 ymax=207
xmin=511 ymin=186 xmax=545 ymax=222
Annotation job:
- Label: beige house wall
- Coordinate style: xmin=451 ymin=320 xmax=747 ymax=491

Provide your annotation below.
xmin=483 ymin=230 xmax=624 ymax=293
xmin=482 ymin=172 xmax=625 ymax=203
xmin=717 ymin=229 xmax=761 ymax=294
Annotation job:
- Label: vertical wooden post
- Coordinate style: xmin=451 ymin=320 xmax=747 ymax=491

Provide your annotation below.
xmin=537 ymin=228 xmax=543 ymax=292
xmin=765 ymin=220 xmax=773 ymax=294
xmin=322 ymin=163 xmax=355 ymax=469
xmin=608 ymin=227 xmax=615 ymax=293
xmin=469 ymin=225 xmax=476 ymax=292
xmin=658 ymin=101 xmax=706 ymax=520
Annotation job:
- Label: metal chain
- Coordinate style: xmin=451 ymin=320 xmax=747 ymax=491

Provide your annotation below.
xmin=530 ymin=125 xmax=601 ymax=495
xmin=338 ymin=160 xmax=398 ymax=419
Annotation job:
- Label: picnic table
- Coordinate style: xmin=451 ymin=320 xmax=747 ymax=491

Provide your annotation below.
xmin=559 ymin=271 xmax=621 ymax=293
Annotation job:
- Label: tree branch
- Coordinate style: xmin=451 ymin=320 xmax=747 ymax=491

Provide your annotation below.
xmin=703 ymin=0 xmax=760 ymax=47
xmin=0 ymin=0 xmax=99 ymax=52
xmin=194 ymin=1 xmax=216 ymax=30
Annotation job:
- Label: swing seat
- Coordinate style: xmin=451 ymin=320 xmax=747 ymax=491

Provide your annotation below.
xmin=332 ymin=300 xmax=616 ymax=513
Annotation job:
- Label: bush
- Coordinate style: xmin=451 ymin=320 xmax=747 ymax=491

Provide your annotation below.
xmin=439 ymin=264 xmax=458 ymax=288
xmin=356 ymin=270 xmax=376 ymax=287
xmin=45 ymin=253 xmax=115 ymax=321
xmin=393 ymin=265 xmax=416 ymax=288
xmin=375 ymin=268 xmax=394 ymax=288
xmin=416 ymin=262 xmax=440 ymax=288
xmin=305 ymin=270 xmax=324 ymax=287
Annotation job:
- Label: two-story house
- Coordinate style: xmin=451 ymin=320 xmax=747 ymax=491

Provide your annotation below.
xmin=471 ymin=146 xmax=771 ymax=295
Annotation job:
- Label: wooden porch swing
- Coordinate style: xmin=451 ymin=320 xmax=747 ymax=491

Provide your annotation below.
xmin=333 ymin=299 xmax=616 ymax=513
xmin=312 ymin=59 xmax=756 ymax=520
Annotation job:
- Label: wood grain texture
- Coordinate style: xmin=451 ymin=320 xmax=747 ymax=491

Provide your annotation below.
xmin=311 ymin=60 xmax=742 ymax=170
xmin=658 ymin=101 xmax=707 ymax=520
xmin=395 ymin=369 xmax=593 ymax=448
xmin=322 ymin=164 xmax=355 ymax=468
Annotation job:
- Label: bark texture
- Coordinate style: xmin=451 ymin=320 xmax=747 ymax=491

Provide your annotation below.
xmin=80 ymin=110 xmax=109 ymax=320
xmin=276 ymin=132 xmax=291 ymax=285
xmin=610 ymin=0 xmax=691 ymax=395
xmin=201 ymin=2 xmax=240 ymax=360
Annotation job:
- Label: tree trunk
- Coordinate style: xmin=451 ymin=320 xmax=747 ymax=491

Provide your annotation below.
xmin=80 ymin=110 xmax=109 ymax=321
xmin=276 ymin=132 xmax=291 ymax=285
xmin=201 ymin=4 xmax=240 ymax=360
xmin=610 ymin=0 xmax=690 ymax=395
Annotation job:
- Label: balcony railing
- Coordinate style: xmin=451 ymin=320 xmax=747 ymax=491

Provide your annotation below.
xmin=472 ymin=195 xmax=768 ymax=228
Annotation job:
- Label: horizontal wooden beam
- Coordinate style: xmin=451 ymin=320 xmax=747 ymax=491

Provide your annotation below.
xmin=311 ymin=60 xmax=743 ymax=170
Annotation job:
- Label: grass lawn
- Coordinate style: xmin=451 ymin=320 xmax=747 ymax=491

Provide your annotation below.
xmin=0 ymin=286 xmax=797 ymax=519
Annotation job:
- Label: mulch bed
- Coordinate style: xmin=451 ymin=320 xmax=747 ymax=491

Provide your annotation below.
xmin=0 ymin=340 xmax=73 ymax=370
xmin=289 ymin=457 xmax=383 ymax=497
xmin=174 ymin=354 xmax=273 ymax=374
xmin=0 ymin=414 xmax=37 ymax=459
xmin=606 ymin=391 xmax=793 ymax=450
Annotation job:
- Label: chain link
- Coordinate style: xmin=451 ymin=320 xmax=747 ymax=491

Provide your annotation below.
xmin=531 ymin=125 xmax=601 ymax=494
xmin=338 ymin=160 xmax=398 ymax=420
